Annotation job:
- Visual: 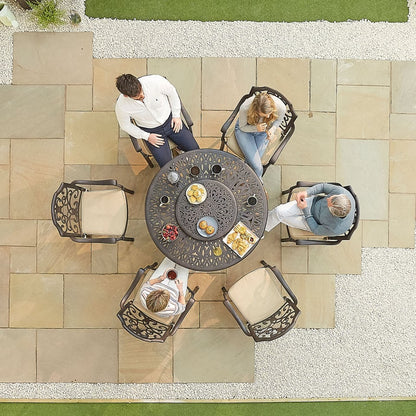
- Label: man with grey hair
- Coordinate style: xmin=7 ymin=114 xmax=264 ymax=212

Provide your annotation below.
xmin=266 ymin=183 xmax=355 ymax=236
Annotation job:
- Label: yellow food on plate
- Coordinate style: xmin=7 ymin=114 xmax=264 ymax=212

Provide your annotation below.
xmin=227 ymin=232 xmax=238 ymax=244
xmin=206 ymin=225 xmax=215 ymax=235
xmin=191 ymin=185 xmax=198 ymax=190
xmin=199 ymin=220 xmax=208 ymax=229
xmin=189 ymin=196 xmax=196 ymax=203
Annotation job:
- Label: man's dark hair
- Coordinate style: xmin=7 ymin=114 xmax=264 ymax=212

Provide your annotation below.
xmin=116 ymin=74 xmax=141 ymax=97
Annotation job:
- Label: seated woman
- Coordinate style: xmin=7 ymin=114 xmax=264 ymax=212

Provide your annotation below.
xmin=234 ymin=91 xmax=286 ymax=178
xmin=139 ymin=259 xmax=188 ymax=317
xmin=266 ymin=183 xmax=356 ymax=236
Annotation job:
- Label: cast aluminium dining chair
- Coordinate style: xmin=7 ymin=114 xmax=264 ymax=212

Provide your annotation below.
xmin=222 ymin=260 xmax=300 ymax=342
xmin=117 ymin=261 xmax=199 ymax=343
xmin=51 ymin=179 xmax=134 ymax=244
xmin=281 ymin=181 xmax=360 ymax=245
xmin=220 ymin=86 xmax=297 ymax=176
xmin=128 ymin=99 xmax=194 ymax=168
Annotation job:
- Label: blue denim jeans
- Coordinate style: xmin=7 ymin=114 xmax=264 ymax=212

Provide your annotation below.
xmin=140 ymin=114 xmax=199 ymax=167
xmin=234 ymin=120 xmax=268 ymax=178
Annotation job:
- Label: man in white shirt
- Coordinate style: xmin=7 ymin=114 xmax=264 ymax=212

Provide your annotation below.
xmin=115 ymin=74 xmax=199 ymax=167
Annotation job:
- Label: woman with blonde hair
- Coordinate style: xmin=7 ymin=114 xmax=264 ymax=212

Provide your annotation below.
xmin=234 ymin=91 xmax=286 ymax=178
xmin=139 ymin=260 xmax=188 ymax=317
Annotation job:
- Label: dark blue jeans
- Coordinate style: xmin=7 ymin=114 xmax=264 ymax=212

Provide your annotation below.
xmin=140 ymin=115 xmax=199 ymax=167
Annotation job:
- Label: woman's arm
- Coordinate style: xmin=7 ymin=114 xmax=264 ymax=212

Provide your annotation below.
xmin=149 ymin=270 xmax=167 ymax=285
xmin=175 ymin=280 xmax=186 ymax=305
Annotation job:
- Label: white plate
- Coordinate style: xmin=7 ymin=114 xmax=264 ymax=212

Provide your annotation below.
xmin=186 ymin=183 xmax=207 ymax=205
xmin=197 ymin=216 xmax=218 ymax=237
xmin=223 ymin=221 xmax=259 ymax=257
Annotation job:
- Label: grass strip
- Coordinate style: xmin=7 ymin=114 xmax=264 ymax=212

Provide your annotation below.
xmin=1 ymin=400 xmax=415 ymax=416
xmin=85 ymin=0 xmax=408 ymax=22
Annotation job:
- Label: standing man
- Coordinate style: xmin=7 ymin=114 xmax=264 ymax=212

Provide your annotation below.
xmin=115 ymin=74 xmax=199 ymax=167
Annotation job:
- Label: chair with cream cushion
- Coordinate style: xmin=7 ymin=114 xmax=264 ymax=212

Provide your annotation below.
xmin=222 ymin=260 xmax=300 ymax=342
xmin=281 ymin=181 xmax=360 ymax=245
xmin=117 ymin=259 xmax=199 ymax=343
xmin=51 ymin=179 xmax=134 ymax=244
xmin=220 ymin=86 xmax=297 ymax=176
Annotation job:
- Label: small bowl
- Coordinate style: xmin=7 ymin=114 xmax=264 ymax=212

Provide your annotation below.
xmin=161 ymin=224 xmax=178 ymax=241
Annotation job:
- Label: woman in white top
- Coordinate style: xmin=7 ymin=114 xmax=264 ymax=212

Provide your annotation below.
xmin=140 ymin=269 xmax=186 ymax=317
xmin=234 ymin=91 xmax=286 ymax=178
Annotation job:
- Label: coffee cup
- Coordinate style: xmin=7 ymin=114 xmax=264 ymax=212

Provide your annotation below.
xmin=166 ymin=269 xmax=177 ymax=280
xmin=211 ymin=164 xmax=223 ymax=176
xmin=159 ymin=195 xmax=170 ymax=207
xmin=246 ymin=195 xmax=257 ymax=207
xmin=190 ymin=166 xmax=200 ymax=177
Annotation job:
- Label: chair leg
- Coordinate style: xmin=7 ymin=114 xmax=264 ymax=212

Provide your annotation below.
xmin=142 ymin=152 xmax=154 ymax=168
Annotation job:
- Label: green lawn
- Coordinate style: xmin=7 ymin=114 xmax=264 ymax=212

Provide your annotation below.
xmin=85 ymin=0 xmax=408 ymax=22
xmin=1 ymin=401 xmax=415 ymax=415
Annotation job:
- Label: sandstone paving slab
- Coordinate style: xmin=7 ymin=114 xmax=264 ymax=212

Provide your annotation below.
xmin=37 ymin=220 xmax=91 ymax=274
xmin=10 ymin=246 xmax=36 ymax=273
xmin=0 ymin=329 xmax=36 ymax=382
xmin=37 ymin=329 xmax=118 ymax=383
xmin=148 ymin=58 xmax=202 ymax=136
xmin=10 ymin=139 xmax=63 ymax=219
xmin=201 ymin=110 xmax=232 ymax=137
xmin=390 ymin=114 xmax=416 ymax=139
xmin=389 ymin=140 xmax=416 ymax=193
xmin=257 ymin=58 xmax=310 ymax=111
xmin=281 ymin=246 xmax=308 ymax=274
xmin=281 ymin=165 xmax=336 ymax=192
xmin=188 ymin=272 xmax=226 ymax=301
xmin=93 ymin=58 xmax=146 ymax=111
xmin=336 ymin=139 xmax=389 ymax=220
xmin=311 ymin=59 xmax=336 ymax=112
xmin=202 ymin=58 xmax=256 ymax=110
xmin=65 ymin=112 xmax=119 ymax=165
xmin=388 ymin=194 xmax=415 ymax=248
xmin=0 ymin=165 xmax=9 ymax=218
xmin=0 ymin=247 xmax=9 ymax=327
xmin=0 ymin=219 xmax=37 ymax=246
xmin=13 ymin=32 xmax=93 ymax=85
xmin=67 ymin=85 xmax=92 ymax=111
xmin=173 ymin=328 xmax=254 ymax=382
xmin=0 ymin=85 xmax=65 ymax=139
xmin=199 ymin=301 xmax=239 ymax=328
xmin=362 ymin=220 xmax=389 ymax=248
xmin=284 ymin=274 xmax=335 ymax=328
xmin=92 ymin=243 xmax=118 ymax=274
xmin=392 ymin=61 xmax=416 ymax=113
xmin=338 ymin=59 xmax=390 ymax=85
xmin=0 ymin=139 xmax=10 ymax=164
xmin=337 ymin=85 xmax=390 ymax=139
xmin=10 ymin=273 xmax=63 ymax=328
xmin=308 ymin=224 xmax=362 ymax=275
xmin=119 ymin=330 xmax=173 ymax=383
xmin=64 ymin=274 xmax=133 ymax=328
xmin=278 ymin=112 xmax=336 ymax=166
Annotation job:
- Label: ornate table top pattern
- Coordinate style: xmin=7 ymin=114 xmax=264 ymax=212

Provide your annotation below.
xmin=145 ymin=149 xmax=268 ymax=271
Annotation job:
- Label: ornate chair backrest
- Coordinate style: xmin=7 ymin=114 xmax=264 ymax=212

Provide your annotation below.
xmin=51 ymin=182 xmax=85 ymax=238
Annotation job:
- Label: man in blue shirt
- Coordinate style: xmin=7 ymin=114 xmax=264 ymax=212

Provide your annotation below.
xmin=266 ymin=183 xmax=355 ymax=236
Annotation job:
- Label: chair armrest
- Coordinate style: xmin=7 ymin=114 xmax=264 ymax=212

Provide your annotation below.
xmin=71 ymin=179 xmax=119 ymax=187
xmin=222 ymin=297 xmax=251 ymax=337
xmin=261 ymin=261 xmax=298 ymax=305
xmin=129 ymin=135 xmax=143 ymax=153
xmin=180 ymin=102 xmax=194 ymax=133
xmin=170 ymin=286 xmax=199 ymax=335
xmin=119 ymin=262 xmax=158 ymax=309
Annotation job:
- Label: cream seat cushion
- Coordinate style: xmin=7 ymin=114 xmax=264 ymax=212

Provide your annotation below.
xmin=225 ymin=124 xmax=282 ymax=165
xmin=228 ymin=267 xmax=285 ymax=325
xmin=81 ymin=189 xmax=127 ymax=236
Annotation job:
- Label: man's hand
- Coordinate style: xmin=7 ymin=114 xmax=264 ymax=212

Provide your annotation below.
xmin=295 ymin=191 xmax=308 ymax=209
xmin=147 ymin=133 xmax=165 ymax=148
xmin=171 ymin=117 xmax=182 ymax=133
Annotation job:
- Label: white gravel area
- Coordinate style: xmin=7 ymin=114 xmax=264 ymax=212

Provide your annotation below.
xmin=0 ymin=0 xmax=415 ymax=401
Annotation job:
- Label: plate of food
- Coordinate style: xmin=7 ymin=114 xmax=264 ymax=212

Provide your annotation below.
xmin=186 ymin=183 xmax=207 ymax=205
xmin=223 ymin=221 xmax=259 ymax=257
xmin=161 ymin=224 xmax=179 ymax=241
xmin=197 ymin=216 xmax=218 ymax=238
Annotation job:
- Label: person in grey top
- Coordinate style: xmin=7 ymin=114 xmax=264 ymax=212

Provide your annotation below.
xmin=266 ymin=183 xmax=355 ymax=236
xmin=234 ymin=91 xmax=286 ymax=178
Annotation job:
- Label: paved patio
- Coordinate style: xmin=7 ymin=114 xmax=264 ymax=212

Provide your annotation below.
xmin=0 ymin=32 xmax=414 ymax=384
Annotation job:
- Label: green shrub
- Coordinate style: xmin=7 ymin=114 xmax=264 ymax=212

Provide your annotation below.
xmin=28 ymin=0 xmax=66 ymax=28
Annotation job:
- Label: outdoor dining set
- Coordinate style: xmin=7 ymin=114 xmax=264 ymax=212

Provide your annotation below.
xmin=50 ymin=86 xmax=360 ymax=344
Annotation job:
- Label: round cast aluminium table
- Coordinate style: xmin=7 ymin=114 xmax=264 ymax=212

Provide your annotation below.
xmin=145 ymin=149 xmax=268 ymax=271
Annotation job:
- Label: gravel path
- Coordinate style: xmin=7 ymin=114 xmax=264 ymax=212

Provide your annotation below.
xmin=0 ymin=0 xmax=415 ymax=400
